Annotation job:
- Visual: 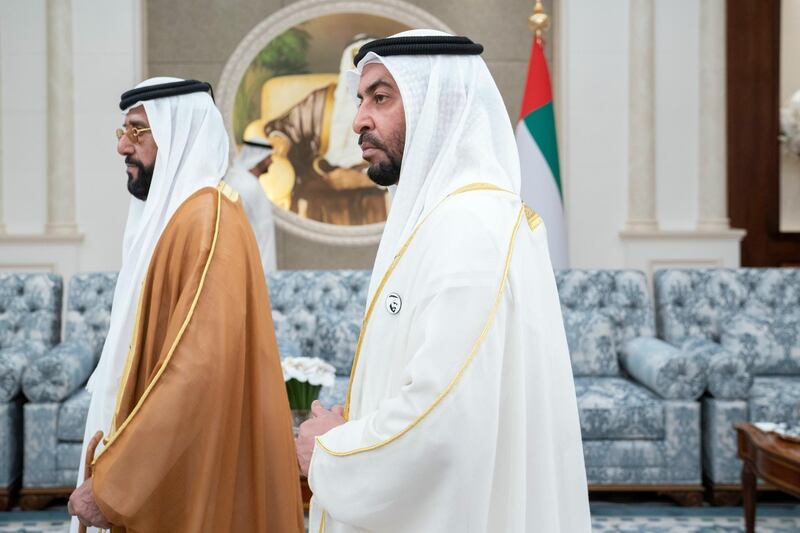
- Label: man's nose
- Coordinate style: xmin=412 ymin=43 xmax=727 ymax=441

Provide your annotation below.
xmin=117 ymin=135 xmax=134 ymax=156
xmin=352 ymin=106 xmax=373 ymax=135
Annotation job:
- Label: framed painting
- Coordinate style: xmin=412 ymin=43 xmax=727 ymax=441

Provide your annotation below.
xmin=218 ymin=0 xmax=451 ymax=245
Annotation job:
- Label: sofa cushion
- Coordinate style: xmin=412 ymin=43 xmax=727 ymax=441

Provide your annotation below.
xmin=720 ymin=314 xmax=800 ymax=375
xmin=0 ymin=273 xmax=62 ymax=350
xmin=315 ymin=313 xmax=360 ymax=376
xmin=582 ymin=440 xmax=667 ymax=468
xmin=318 ymin=375 xmax=349 ymax=408
xmin=619 ymin=337 xmax=707 ymax=400
xmin=56 ymin=442 xmax=82 ymax=471
xmin=272 ymin=308 xmax=316 ymax=359
xmin=681 ymin=338 xmax=752 ymax=399
xmin=57 ymin=389 xmax=90 ymax=442
xmin=557 ymin=270 xmax=655 ymax=348
xmin=575 ymin=377 xmax=665 ymax=440
xmin=268 ymin=270 xmax=369 ymax=374
xmin=564 ymin=313 xmax=618 ymax=376
xmin=0 ymin=341 xmax=47 ymax=402
xmin=655 ymin=268 xmax=800 ymax=347
xmin=770 ymin=311 xmax=800 ymax=372
xmin=23 ymin=339 xmax=94 ymax=403
xmin=748 ymin=377 xmax=800 ymax=425
xmin=64 ymin=273 xmax=116 ymax=356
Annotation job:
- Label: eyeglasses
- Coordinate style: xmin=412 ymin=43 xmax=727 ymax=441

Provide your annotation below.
xmin=115 ymin=126 xmax=152 ymax=143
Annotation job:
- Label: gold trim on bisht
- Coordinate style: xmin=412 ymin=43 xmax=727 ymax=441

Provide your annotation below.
xmin=95 ymin=188 xmax=224 ymax=463
xmin=217 ymin=180 xmax=240 ymax=203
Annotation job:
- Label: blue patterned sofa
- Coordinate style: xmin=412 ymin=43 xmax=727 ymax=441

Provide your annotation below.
xmin=274 ymin=269 xmax=709 ymax=500
xmin=654 ymin=268 xmax=800 ymax=502
xmin=556 ymin=270 xmax=707 ymax=503
xmin=19 ymin=273 xmax=116 ymax=509
xmin=0 ymin=273 xmax=62 ymax=509
xmin=16 ymin=270 xmax=365 ymax=509
xmin=268 ymin=270 xmax=370 ymax=408
xmin=16 ymin=268 xmax=714 ymax=508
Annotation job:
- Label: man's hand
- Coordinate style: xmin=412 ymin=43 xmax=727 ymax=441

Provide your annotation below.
xmin=68 ymin=478 xmax=112 ymax=528
xmin=295 ymin=400 xmax=345 ymax=476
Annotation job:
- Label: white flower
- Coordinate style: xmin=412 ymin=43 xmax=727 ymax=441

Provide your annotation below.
xmin=281 ymin=356 xmax=336 ymax=387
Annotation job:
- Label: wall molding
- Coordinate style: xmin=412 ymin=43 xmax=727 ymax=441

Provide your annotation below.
xmin=0 ymin=233 xmax=84 ymax=244
xmin=619 ymin=228 xmax=745 ymax=241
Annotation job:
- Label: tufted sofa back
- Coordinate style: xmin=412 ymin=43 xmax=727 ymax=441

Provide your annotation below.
xmin=555 ymin=270 xmax=655 ymax=377
xmin=64 ymin=273 xmax=117 ymax=358
xmin=267 ymin=270 xmax=370 ymax=376
xmin=654 ymin=268 xmax=800 ymax=375
xmin=0 ymin=273 xmax=62 ymax=351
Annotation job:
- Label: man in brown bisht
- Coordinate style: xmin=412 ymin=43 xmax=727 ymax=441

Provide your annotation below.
xmin=67 ymin=77 xmax=304 ymax=533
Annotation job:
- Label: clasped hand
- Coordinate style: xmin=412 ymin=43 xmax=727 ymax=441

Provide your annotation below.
xmin=295 ymin=400 xmax=345 ymax=476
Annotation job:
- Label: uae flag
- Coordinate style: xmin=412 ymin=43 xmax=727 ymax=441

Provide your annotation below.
xmin=516 ymin=37 xmax=568 ymax=268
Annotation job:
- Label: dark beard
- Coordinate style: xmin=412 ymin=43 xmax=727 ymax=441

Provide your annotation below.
xmin=126 ymin=157 xmax=154 ymax=201
xmin=360 ymin=132 xmax=403 ymax=187
xmin=367 ymin=159 xmax=401 ymax=187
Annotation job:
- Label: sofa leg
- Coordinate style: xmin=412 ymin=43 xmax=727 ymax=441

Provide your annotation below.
xmin=0 ymin=477 xmax=21 ymax=510
xmin=703 ymin=476 xmax=744 ymax=506
xmin=709 ymin=488 xmax=742 ymax=506
xmin=19 ymin=487 xmax=73 ymax=510
xmin=666 ymin=490 xmax=705 ymax=507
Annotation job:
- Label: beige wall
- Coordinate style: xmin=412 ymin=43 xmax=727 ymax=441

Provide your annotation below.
xmin=146 ymin=0 xmax=554 ymax=270
xmin=0 ymin=0 xmax=144 ymax=281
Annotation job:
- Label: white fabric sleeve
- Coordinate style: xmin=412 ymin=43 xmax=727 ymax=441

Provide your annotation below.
xmin=308 ymin=280 xmax=508 ymax=530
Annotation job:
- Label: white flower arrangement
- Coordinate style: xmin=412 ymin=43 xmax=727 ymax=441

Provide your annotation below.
xmin=281 ymin=356 xmax=336 ymax=410
xmin=780 ymin=90 xmax=800 ymax=157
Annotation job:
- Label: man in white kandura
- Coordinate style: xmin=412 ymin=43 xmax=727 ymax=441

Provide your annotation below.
xmin=295 ymin=29 xmax=591 ymax=532
xmin=224 ymin=136 xmax=277 ymax=273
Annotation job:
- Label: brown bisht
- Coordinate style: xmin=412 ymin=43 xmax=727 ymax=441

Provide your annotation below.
xmin=90 ymin=182 xmax=303 ymax=533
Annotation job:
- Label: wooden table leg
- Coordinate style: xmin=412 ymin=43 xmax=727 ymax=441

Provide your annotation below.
xmin=742 ymin=461 xmax=757 ymax=533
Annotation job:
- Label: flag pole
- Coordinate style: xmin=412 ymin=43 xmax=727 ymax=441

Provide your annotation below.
xmin=529 ymin=1 xmax=551 ymax=44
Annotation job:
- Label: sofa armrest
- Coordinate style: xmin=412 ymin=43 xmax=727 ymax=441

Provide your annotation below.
xmin=681 ymin=338 xmax=752 ymax=399
xmin=620 ymin=337 xmax=707 ymax=400
xmin=0 ymin=341 xmax=48 ymax=402
xmin=22 ymin=339 xmax=94 ymax=403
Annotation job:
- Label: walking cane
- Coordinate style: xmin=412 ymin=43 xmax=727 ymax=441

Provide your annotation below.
xmin=78 ymin=431 xmax=104 ymax=533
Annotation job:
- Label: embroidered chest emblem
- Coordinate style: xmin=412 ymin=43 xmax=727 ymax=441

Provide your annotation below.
xmin=386 ymin=293 xmax=402 ymax=315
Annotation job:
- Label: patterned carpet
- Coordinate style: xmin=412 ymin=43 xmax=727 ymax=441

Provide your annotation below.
xmin=590 ymin=503 xmax=800 ymax=532
xmin=0 ymin=504 xmax=798 ymax=532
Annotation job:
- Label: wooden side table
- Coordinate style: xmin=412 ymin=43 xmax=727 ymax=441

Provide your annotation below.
xmin=736 ymin=423 xmax=800 ymax=533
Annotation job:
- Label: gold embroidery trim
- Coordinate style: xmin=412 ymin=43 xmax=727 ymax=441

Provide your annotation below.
xmin=318 ymin=510 xmax=327 ymax=533
xmin=94 ymin=189 xmax=223 ymax=463
xmin=319 ymin=201 xmax=525 ymax=457
xmin=341 ymin=182 xmax=511 ymax=419
xmin=524 ymin=204 xmax=542 ymax=231
xmin=217 ymin=180 xmax=239 ymax=203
